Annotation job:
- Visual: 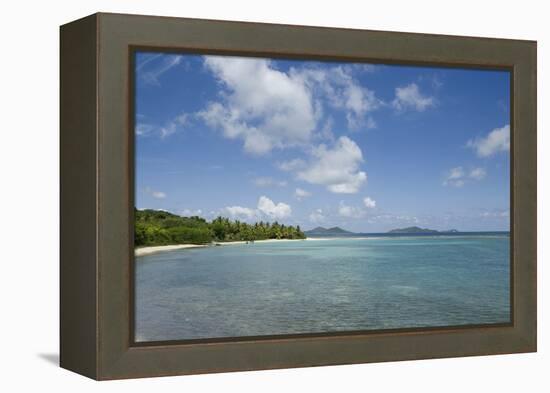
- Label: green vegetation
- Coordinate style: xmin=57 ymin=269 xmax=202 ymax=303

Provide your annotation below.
xmin=135 ymin=208 xmax=306 ymax=247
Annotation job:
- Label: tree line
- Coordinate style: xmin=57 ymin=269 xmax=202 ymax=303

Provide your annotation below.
xmin=135 ymin=209 xmax=306 ymax=247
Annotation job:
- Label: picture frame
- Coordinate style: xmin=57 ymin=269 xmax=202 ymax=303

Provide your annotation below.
xmin=60 ymin=12 xmax=537 ymax=380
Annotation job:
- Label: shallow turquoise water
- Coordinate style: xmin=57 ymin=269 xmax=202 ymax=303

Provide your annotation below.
xmin=135 ymin=235 xmax=510 ymax=342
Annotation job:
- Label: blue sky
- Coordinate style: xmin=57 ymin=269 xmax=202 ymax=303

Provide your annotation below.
xmin=135 ymin=52 xmax=510 ymax=232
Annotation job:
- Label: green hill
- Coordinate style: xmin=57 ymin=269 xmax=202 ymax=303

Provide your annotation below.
xmin=304 ymin=226 xmax=354 ymax=236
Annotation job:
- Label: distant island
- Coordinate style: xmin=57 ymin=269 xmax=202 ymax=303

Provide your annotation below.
xmin=305 ymin=225 xmax=461 ymax=236
xmin=387 ymin=226 xmax=459 ymax=234
xmin=304 ymin=226 xmax=354 ymax=236
xmin=135 ymin=209 xmax=306 ymax=247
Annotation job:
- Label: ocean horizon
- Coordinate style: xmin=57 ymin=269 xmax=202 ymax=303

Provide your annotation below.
xmin=304 ymin=230 xmax=510 ymax=238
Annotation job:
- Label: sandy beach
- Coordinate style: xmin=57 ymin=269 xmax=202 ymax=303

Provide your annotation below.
xmin=214 ymin=238 xmax=307 ymax=246
xmin=135 ymin=238 xmax=307 ymax=257
xmin=135 ymin=244 xmax=207 ymax=257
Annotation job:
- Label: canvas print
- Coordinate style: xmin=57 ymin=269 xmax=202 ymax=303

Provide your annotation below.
xmin=133 ymin=52 xmax=510 ymax=342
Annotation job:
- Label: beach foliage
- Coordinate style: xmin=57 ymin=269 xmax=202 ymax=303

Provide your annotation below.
xmin=135 ymin=209 xmax=306 ymax=246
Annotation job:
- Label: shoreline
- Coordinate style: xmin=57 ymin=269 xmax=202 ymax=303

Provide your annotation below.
xmin=135 ymin=233 xmax=507 ymax=257
xmin=135 ymin=238 xmax=307 ymax=257
xmin=214 ymin=238 xmax=307 ymax=246
xmin=135 ymin=244 xmax=208 ymax=257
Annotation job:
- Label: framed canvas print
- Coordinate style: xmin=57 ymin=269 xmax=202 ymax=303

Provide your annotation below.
xmin=60 ymin=13 xmax=537 ymax=380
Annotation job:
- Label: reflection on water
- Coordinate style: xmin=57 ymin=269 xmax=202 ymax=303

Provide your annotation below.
xmin=135 ymin=235 xmax=510 ymax=342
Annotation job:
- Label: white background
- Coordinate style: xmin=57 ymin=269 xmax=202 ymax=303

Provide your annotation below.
xmin=0 ymin=0 xmax=546 ymax=391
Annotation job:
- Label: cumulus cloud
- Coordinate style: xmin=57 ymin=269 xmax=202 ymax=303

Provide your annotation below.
xmin=257 ymin=196 xmax=292 ymax=219
xmin=222 ymin=196 xmax=291 ymax=221
xmin=198 ymin=56 xmax=317 ymax=155
xmin=363 ymin=197 xmax=376 ymax=208
xmin=198 ymin=58 xmax=383 ymax=154
xmin=467 ymin=124 xmax=510 ymax=157
xmin=296 ymin=136 xmax=367 ymax=194
xmin=443 ymin=166 xmax=486 ymax=187
xmin=295 ymin=188 xmax=311 ymax=201
xmin=291 ymin=65 xmax=381 ymax=130
xmin=392 ymin=83 xmax=435 ymax=112
xmin=222 ymin=206 xmax=258 ymax=221
xmin=337 ymin=199 xmax=375 ymax=219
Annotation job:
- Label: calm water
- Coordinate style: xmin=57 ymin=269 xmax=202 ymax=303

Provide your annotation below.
xmin=135 ymin=235 xmax=510 ymax=342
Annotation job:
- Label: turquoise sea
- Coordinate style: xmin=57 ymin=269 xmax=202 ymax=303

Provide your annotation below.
xmin=135 ymin=234 xmax=510 ymax=342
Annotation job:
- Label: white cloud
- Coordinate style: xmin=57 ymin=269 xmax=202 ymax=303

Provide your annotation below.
xmin=174 ymin=113 xmax=189 ymax=127
xmin=469 ymin=167 xmax=487 ymax=180
xmin=136 ymin=112 xmax=189 ymax=138
xmin=257 ymin=196 xmax=292 ymax=219
xmin=291 ymin=65 xmax=381 ymax=129
xmin=180 ymin=208 xmax=202 ymax=216
xmin=253 ymin=177 xmax=287 ymax=187
xmin=149 ymin=59 xmax=382 ymax=146
xmin=443 ymin=166 xmax=466 ymax=187
xmin=296 ymin=136 xmax=367 ymax=194
xmin=138 ymin=55 xmax=184 ymax=86
xmin=363 ymin=197 xmax=376 ymax=208
xmin=223 ymin=206 xmax=258 ymax=221
xmin=338 ymin=202 xmax=355 ymax=218
xmin=152 ymin=191 xmax=166 ymax=199
xmin=136 ymin=53 xmax=163 ymax=71
xmin=309 ymin=209 xmax=325 ymax=223
xmin=443 ymin=166 xmax=486 ymax=187
xmin=157 ymin=123 xmax=177 ymax=139
xmin=295 ymin=188 xmax=311 ymax=200
xmin=136 ymin=124 xmax=155 ymax=136
xmin=198 ymin=56 xmax=317 ymax=155
xmin=467 ymin=124 xmax=510 ymax=157
xmin=449 ymin=166 xmax=465 ymax=179
xmin=368 ymin=213 xmax=420 ymax=225
xmin=277 ymin=158 xmax=306 ymax=172
xmin=480 ymin=209 xmax=510 ymax=219
xmin=392 ymin=83 xmax=435 ymax=112
xmin=318 ymin=117 xmax=336 ymax=141
xmin=353 ymin=64 xmax=378 ymax=73
xmin=338 ymin=201 xmax=365 ymax=218
xmin=222 ymin=196 xmax=292 ymax=222
xmin=144 ymin=187 xmax=167 ymax=199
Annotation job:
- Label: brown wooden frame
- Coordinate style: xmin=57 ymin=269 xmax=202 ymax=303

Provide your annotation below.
xmin=60 ymin=12 xmax=537 ymax=380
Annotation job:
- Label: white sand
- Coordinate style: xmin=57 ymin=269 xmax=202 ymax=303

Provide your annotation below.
xmin=135 ymin=238 xmax=308 ymax=257
xmin=214 ymin=238 xmax=306 ymax=246
xmin=135 ymin=244 xmax=207 ymax=257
